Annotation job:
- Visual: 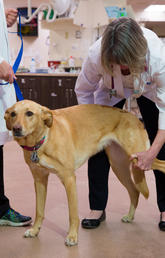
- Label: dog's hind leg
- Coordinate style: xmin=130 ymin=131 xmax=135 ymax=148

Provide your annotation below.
xmin=105 ymin=141 xmax=140 ymax=223
xmin=60 ymin=172 xmax=79 ymax=246
xmin=24 ymin=170 xmax=49 ymax=238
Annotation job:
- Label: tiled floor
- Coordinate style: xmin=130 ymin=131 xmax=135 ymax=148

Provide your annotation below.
xmin=1 ymin=141 xmax=165 ymax=258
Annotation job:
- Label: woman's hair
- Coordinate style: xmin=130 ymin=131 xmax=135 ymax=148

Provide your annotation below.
xmin=101 ymin=17 xmax=148 ymax=76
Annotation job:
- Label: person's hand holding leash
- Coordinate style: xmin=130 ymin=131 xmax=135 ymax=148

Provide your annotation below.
xmin=5 ymin=8 xmax=18 ymax=27
xmin=0 ymin=60 xmax=16 ymax=84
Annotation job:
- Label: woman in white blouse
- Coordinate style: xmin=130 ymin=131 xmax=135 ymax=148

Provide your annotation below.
xmin=75 ymin=17 xmax=165 ymax=230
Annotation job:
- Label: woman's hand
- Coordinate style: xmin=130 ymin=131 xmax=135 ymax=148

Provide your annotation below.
xmin=0 ymin=61 xmax=16 ymax=83
xmin=5 ymin=8 xmax=18 ymax=27
xmin=131 ymin=129 xmax=165 ymax=171
xmin=130 ymin=150 xmax=155 ymax=171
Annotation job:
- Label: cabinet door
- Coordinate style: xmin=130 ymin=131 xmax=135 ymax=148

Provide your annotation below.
xmin=16 ymin=76 xmax=43 ymax=105
xmin=62 ymin=77 xmax=78 ymax=107
xmin=40 ymin=76 xmax=78 ymax=109
xmin=40 ymin=76 xmax=65 ymax=109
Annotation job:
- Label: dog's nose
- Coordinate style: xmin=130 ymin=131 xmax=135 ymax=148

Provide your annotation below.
xmin=13 ymin=124 xmax=22 ymax=136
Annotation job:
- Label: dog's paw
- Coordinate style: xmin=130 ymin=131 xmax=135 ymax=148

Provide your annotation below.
xmin=121 ymin=215 xmax=134 ymax=223
xmin=24 ymin=228 xmax=38 ymax=238
xmin=65 ymin=234 xmax=78 ymax=247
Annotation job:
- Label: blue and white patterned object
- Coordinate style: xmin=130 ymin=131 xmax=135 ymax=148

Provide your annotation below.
xmin=105 ymin=6 xmax=120 ymax=18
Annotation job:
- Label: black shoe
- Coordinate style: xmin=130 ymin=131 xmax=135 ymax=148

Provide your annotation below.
xmin=81 ymin=210 xmax=106 ymax=229
xmin=159 ymin=213 xmax=165 ymax=231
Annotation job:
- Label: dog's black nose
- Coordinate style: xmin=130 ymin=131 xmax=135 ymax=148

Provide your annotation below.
xmin=13 ymin=125 xmax=22 ymax=137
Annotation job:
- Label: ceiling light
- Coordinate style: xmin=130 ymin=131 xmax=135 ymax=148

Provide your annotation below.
xmin=145 ymin=5 xmax=165 ymax=12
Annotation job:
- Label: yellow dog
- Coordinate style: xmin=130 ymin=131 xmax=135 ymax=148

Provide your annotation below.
xmin=4 ymin=100 xmax=165 ymax=246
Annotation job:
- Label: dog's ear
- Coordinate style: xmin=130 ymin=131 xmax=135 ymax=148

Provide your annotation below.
xmin=4 ymin=108 xmax=12 ymax=130
xmin=41 ymin=107 xmax=53 ymax=128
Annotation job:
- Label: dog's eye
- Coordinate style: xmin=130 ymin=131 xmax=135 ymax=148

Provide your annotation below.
xmin=11 ymin=112 xmax=16 ymax=117
xmin=26 ymin=111 xmax=34 ymax=117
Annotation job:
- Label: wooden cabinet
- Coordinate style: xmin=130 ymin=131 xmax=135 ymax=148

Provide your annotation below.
xmin=16 ymin=76 xmax=43 ymax=103
xmin=16 ymin=74 xmax=78 ymax=109
xmin=40 ymin=76 xmax=78 ymax=109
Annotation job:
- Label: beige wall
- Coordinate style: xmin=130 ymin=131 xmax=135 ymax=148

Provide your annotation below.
xmin=4 ymin=0 xmax=49 ymax=69
xmin=41 ymin=19 xmax=105 ymax=67
xmin=4 ymin=0 xmax=164 ymax=70
xmin=4 ymin=0 xmax=108 ymax=69
xmin=4 ymin=0 xmax=130 ymax=69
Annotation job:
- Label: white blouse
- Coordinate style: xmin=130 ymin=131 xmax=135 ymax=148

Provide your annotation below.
xmin=75 ymin=27 xmax=165 ymax=130
xmin=0 ymin=0 xmax=16 ymax=145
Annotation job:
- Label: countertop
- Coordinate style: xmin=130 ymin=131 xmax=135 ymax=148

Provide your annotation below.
xmin=16 ymin=72 xmax=79 ymax=77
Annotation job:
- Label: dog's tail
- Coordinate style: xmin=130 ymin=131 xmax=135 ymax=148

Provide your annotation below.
xmin=131 ymin=160 xmax=149 ymax=199
xmin=135 ymin=175 xmax=149 ymax=199
xmin=151 ymin=158 xmax=165 ymax=173
xmin=132 ymin=171 xmax=149 ymax=199
xmin=131 ymin=157 xmax=165 ymax=199
xmin=134 ymin=158 xmax=165 ymax=198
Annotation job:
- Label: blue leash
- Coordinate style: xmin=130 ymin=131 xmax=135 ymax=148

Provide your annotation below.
xmin=0 ymin=12 xmax=24 ymax=101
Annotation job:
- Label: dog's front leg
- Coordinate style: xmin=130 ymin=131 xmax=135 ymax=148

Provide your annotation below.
xmin=62 ymin=173 xmax=79 ymax=246
xmin=24 ymin=173 xmax=49 ymax=238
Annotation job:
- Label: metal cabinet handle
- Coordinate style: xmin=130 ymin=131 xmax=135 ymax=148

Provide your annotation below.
xmin=29 ymin=89 xmax=32 ymax=99
xmin=70 ymin=89 xmax=73 ymax=98
xmin=65 ymin=89 xmax=69 ymax=106
xmin=58 ymin=79 xmax=62 ymax=87
xmin=34 ymin=91 xmax=38 ymax=99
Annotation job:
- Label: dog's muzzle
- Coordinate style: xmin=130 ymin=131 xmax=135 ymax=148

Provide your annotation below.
xmin=13 ymin=125 xmax=23 ymax=137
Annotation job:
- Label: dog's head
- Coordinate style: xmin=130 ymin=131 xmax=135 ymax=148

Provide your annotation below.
xmin=4 ymin=100 xmax=53 ymax=138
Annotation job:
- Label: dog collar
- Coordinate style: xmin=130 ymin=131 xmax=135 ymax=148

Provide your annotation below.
xmin=20 ymin=136 xmax=46 ymax=151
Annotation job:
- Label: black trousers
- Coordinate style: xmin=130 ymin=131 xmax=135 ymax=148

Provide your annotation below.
xmin=88 ymin=96 xmax=165 ymax=212
xmin=0 ymin=145 xmax=10 ymax=218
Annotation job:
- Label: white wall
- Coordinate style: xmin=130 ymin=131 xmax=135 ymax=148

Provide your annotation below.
xmin=4 ymin=0 xmax=49 ymax=68
xmin=3 ymin=0 xmax=164 ymax=70
xmin=4 ymin=0 xmax=107 ymax=68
